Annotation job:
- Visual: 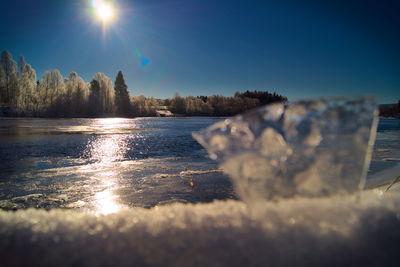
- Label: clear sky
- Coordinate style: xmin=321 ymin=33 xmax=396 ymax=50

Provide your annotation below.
xmin=1 ymin=0 xmax=399 ymax=103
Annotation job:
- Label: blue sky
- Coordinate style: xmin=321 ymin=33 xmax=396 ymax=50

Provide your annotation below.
xmin=1 ymin=0 xmax=399 ymax=103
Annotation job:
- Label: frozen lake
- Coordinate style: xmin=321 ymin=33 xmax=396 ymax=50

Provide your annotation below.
xmin=0 ymin=117 xmax=399 ymax=213
xmin=0 ymin=117 xmax=234 ymax=212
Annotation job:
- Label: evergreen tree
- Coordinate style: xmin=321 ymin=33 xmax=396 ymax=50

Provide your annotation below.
xmin=114 ymin=71 xmax=131 ymax=116
xmin=235 ymin=90 xmax=288 ymax=105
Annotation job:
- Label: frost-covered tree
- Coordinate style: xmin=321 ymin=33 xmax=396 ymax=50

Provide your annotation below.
xmin=65 ymin=72 xmax=89 ymax=116
xmin=0 ymin=67 xmax=5 ymax=104
xmin=92 ymin=73 xmax=115 ymax=115
xmin=18 ymin=64 xmax=37 ymax=113
xmin=184 ymin=96 xmax=213 ymax=116
xmin=170 ymin=93 xmax=186 ymax=115
xmin=130 ymin=94 xmax=159 ymax=116
xmin=114 ymin=71 xmax=131 ymax=116
xmin=38 ymin=69 xmax=65 ymax=108
xmin=0 ymin=50 xmax=18 ymax=103
xmin=18 ymin=55 xmax=26 ymax=78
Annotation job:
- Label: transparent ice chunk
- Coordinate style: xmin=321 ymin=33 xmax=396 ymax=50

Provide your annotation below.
xmin=193 ymin=97 xmax=378 ymax=204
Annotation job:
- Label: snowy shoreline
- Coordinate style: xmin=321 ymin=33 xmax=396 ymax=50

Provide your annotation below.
xmin=1 ymin=182 xmax=399 ymax=267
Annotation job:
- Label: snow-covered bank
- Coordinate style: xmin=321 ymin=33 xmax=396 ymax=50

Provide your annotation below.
xmin=1 ymin=186 xmax=399 ymax=267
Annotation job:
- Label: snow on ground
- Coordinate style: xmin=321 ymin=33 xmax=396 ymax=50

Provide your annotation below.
xmin=1 ymin=185 xmax=400 ymax=267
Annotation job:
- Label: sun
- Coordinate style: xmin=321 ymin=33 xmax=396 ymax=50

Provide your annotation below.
xmin=92 ymin=0 xmax=115 ymax=23
xmin=97 ymin=3 xmax=113 ymax=21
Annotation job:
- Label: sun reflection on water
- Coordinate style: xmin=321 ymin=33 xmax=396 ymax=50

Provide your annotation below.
xmin=97 ymin=118 xmax=130 ymax=127
xmin=86 ymin=135 xmax=128 ymax=163
xmin=94 ymin=180 xmax=124 ymax=215
xmin=84 ymin=118 xmax=132 ymax=214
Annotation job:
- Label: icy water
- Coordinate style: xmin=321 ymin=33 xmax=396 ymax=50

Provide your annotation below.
xmin=0 ymin=117 xmax=399 ymax=213
xmin=370 ymin=118 xmax=400 ymax=175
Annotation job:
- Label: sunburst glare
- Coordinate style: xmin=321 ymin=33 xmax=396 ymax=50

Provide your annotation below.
xmin=97 ymin=4 xmax=112 ymax=21
xmin=91 ymin=0 xmax=116 ymax=24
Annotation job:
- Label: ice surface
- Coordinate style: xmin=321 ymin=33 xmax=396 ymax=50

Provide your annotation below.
xmin=193 ymin=97 xmax=379 ymax=203
xmin=0 ymin=190 xmax=399 ymax=267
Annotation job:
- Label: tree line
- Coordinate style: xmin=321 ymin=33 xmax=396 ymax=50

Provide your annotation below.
xmin=379 ymin=101 xmax=400 ymax=118
xmin=0 ymin=50 xmax=288 ymax=117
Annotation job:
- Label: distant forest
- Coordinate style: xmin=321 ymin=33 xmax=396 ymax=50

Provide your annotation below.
xmin=379 ymin=102 xmax=400 ymax=118
xmin=0 ymin=50 xmax=289 ymax=117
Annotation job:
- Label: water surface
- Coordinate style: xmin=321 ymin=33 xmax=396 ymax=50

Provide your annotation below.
xmin=0 ymin=118 xmax=234 ymax=213
xmin=0 ymin=117 xmax=399 ymax=213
